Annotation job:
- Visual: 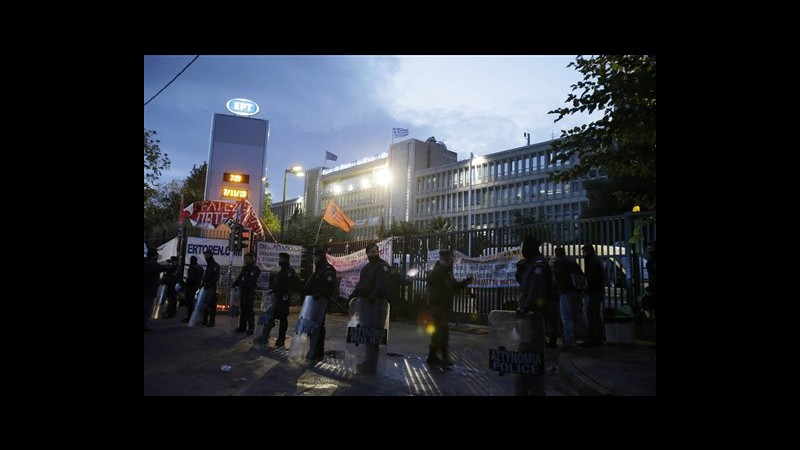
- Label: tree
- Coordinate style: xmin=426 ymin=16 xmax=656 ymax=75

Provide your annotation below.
xmin=549 ymin=55 xmax=656 ymax=210
xmin=581 ymin=176 xmax=656 ymax=218
xmin=393 ymin=220 xmax=420 ymax=237
xmin=260 ymin=178 xmax=282 ymax=239
xmin=376 ymin=216 xmax=389 ymax=239
xmin=144 ymin=129 xmax=170 ymax=191
xmin=426 ymin=216 xmax=453 ymax=234
xmin=282 ymin=210 xmax=348 ymax=246
xmin=181 ymin=162 xmax=206 ymax=205
xmin=144 ymin=179 xmax=182 ymax=240
xmin=144 ymin=162 xmax=207 ymax=241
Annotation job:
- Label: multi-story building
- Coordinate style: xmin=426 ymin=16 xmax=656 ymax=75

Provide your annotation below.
xmin=303 ymin=138 xmax=454 ymax=240
xmin=413 ymin=139 xmax=596 ymax=231
xmin=273 ymin=137 xmax=600 ymax=242
xmin=269 ymin=197 xmax=304 ymax=224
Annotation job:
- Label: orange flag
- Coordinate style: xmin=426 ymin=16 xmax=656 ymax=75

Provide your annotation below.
xmin=322 ymin=199 xmax=355 ymax=233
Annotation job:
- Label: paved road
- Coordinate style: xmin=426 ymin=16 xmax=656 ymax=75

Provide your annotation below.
xmin=144 ymin=308 xmax=579 ymax=396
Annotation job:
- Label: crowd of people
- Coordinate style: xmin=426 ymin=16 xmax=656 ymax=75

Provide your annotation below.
xmin=145 ymin=236 xmax=656 ymax=366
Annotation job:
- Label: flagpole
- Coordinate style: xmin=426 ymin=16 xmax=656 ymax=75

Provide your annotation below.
xmin=258 ymin=216 xmax=277 ymax=243
xmin=314 ymin=215 xmax=325 ymax=245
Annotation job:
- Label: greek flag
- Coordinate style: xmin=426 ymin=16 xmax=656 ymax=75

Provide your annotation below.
xmin=393 ymin=127 xmax=409 ymax=138
xmin=325 ymin=151 xmax=338 ymax=161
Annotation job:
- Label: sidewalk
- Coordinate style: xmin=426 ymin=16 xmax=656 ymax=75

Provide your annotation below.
xmin=144 ymin=308 xmax=655 ymax=396
xmin=450 ymin=322 xmax=656 ymax=396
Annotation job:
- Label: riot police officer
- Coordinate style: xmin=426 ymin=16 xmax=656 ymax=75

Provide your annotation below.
xmin=162 ymin=256 xmax=180 ymax=318
xmin=182 ymin=256 xmax=204 ymax=322
xmin=201 ymin=250 xmax=221 ymax=327
xmin=350 ymin=242 xmax=390 ymax=371
xmin=268 ymin=252 xmax=298 ymax=347
xmin=426 ymin=249 xmax=472 ymax=366
xmin=233 ymin=252 xmax=261 ymax=335
xmin=515 ymin=236 xmax=553 ymax=396
xmin=303 ymin=248 xmax=337 ymax=360
xmin=516 ymin=236 xmax=556 ymax=348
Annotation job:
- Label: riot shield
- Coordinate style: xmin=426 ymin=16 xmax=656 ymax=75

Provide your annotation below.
xmin=254 ymin=293 xmax=277 ymax=344
xmin=151 ymin=284 xmax=167 ymax=319
xmin=288 ymin=295 xmax=328 ymax=362
xmin=228 ymin=287 xmax=241 ymax=334
xmin=188 ymin=287 xmax=212 ymax=327
xmin=344 ymin=297 xmax=390 ymax=374
xmin=487 ymin=310 xmax=546 ymax=396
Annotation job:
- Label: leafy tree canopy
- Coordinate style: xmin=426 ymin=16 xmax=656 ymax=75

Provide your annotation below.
xmin=144 ymin=129 xmax=170 ymax=189
xmin=426 ymin=216 xmax=453 ymax=234
xmin=261 ymin=178 xmax=282 ymax=239
xmin=549 ymin=55 xmax=656 ymax=210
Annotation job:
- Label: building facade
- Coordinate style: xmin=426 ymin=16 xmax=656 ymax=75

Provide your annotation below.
xmin=302 ymin=138 xmax=454 ymax=240
xmin=274 ymin=137 xmax=600 ymax=242
xmin=269 ymin=197 xmax=304 ymax=224
xmin=413 ymin=139 xmax=596 ymax=231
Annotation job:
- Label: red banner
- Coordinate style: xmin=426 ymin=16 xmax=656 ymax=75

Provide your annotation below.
xmin=181 ymin=201 xmax=236 ymax=229
xmin=180 ymin=200 xmax=265 ymax=241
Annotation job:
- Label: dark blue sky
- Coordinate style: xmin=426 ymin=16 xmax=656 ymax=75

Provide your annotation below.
xmin=144 ymin=55 xmax=596 ymax=200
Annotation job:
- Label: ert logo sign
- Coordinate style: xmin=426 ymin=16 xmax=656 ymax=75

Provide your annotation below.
xmin=226 ymin=98 xmax=259 ymax=116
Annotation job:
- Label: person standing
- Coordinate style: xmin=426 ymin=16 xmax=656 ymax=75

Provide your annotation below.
xmin=645 ymin=240 xmax=656 ymax=350
xmin=646 ymin=241 xmax=656 ymax=318
xmin=162 ymin=256 xmax=180 ymax=318
xmin=516 ymin=236 xmax=556 ymax=347
xmin=233 ymin=252 xmax=261 ymax=335
xmin=426 ymin=249 xmax=472 ymax=366
xmin=581 ymin=244 xmax=605 ymax=347
xmin=553 ymin=247 xmax=584 ymax=352
xmin=303 ymin=248 xmax=337 ymax=360
xmin=182 ymin=256 xmax=204 ymax=322
xmin=201 ymin=250 xmax=221 ymax=327
xmin=144 ymin=247 xmax=170 ymax=331
xmin=267 ymin=252 xmax=298 ymax=347
xmin=350 ymin=242 xmax=390 ymax=371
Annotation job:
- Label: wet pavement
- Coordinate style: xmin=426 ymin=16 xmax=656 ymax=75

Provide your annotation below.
xmin=145 ymin=306 xmax=654 ymax=396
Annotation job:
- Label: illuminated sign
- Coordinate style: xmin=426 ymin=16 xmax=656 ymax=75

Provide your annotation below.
xmin=221 ymin=187 xmax=248 ymax=199
xmin=223 ymin=172 xmax=250 ymax=184
xmin=226 ymin=98 xmax=260 ymax=116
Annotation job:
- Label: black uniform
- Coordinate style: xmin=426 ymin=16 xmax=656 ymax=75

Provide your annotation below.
xmin=201 ymin=256 xmax=221 ymax=327
xmin=517 ymin=255 xmax=558 ymax=348
xmin=583 ymin=254 xmax=605 ymax=346
xmin=144 ymin=256 xmax=169 ymax=328
xmin=233 ymin=260 xmax=261 ymax=334
xmin=303 ymin=260 xmax=337 ymax=360
xmin=351 ymin=259 xmax=390 ymax=302
xmin=645 ymin=251 xmax=656 ymax=316
xmin=269 ymin=265 xmax=298 ymax=345
xmin=183 ymin=262 xmax=203 ymax=322
xmin=351 ymin=257 xmax=390 ymax=370
xmin=426 ymin=262 xmax=471 ymax=364
xmin=163 ymin=261 xmax=181 ymax=318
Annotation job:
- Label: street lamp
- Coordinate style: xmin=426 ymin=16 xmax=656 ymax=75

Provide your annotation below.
xmin=280 ymin=165 xmax=304 ymax=242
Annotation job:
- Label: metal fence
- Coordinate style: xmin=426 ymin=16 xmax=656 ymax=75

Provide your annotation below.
xmin=158 ymin=212 xmax=655 ymax=325
xmin=317 ymin=211 xmax=655 ymax=325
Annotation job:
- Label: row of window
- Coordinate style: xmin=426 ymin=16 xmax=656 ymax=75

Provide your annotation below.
xmin=416 ymin=150 xmax=571 ymax=193
xmin=415 ymin=179 xmax=583 ymax=216
xmin=322 ymin=186 xmax=381 ymax=209
xmin=415 ymin=202 xmax=588 ymax=231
